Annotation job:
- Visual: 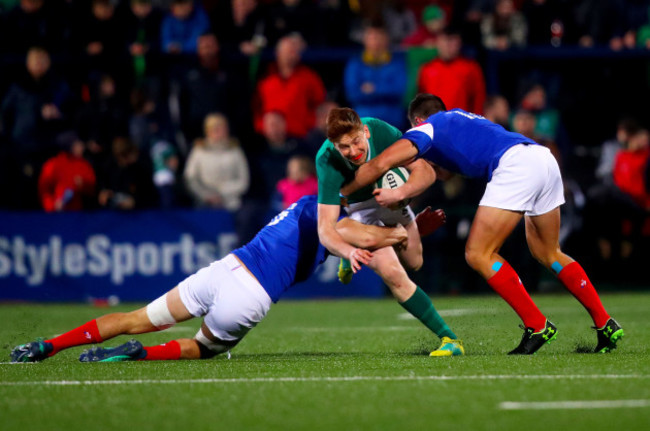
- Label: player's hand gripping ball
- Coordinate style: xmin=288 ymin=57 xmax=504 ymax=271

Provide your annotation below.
xmin=374 ymin=167 xmax=411 ymax=209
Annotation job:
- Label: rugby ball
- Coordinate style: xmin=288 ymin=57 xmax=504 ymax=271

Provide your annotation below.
xmin=375 ymin=167 xmax=411 ymax=208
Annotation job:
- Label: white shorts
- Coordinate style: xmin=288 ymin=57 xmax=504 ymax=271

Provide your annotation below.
xmin=345 ymin=198 xmax=415 ymax=226
xmin=480 ymin=144 xmax=565 ymax=216
xmin=178 ymin=254 xmax=272 ymax=342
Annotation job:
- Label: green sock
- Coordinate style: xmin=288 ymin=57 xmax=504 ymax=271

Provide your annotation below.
xmin=340 ymin=258 xmax=351 ymax=270
xmin=400 ymin=286 xmax=457 ymax=339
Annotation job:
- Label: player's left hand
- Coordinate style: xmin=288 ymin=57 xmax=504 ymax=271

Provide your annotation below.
xmin=373 ymin=188 xmax=405 ymax=209
xmin=348 ymin=248 xmax=373 ymax=273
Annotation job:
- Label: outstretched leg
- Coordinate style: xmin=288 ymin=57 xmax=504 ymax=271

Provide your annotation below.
xmin=11 ymin=286 xmax=193 ymax=363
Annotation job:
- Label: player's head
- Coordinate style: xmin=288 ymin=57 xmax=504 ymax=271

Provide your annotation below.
xmin=408 ymin=93 xmax=447 ymax=126
xmin=327 ymin=107 xmax=370 ymax=166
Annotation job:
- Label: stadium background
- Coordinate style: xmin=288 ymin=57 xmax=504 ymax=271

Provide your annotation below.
xmin=2 ymin=0 xmax=650 ymax=301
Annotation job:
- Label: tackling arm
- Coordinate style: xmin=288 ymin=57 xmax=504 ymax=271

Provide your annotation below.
xmin=336 ymin=218 xmax=408 ymax=251
xmin=373 ymin=158 xmax=437 ymax=208
xmin=340 ymin=138 xmax=419 ymax=196
xmin=317 ymin=203 xmax=373 ymax=272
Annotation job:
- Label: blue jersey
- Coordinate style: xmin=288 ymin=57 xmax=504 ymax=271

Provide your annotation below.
xmin=402 ymin=109 xmax=538 ymax=181
xmin=232 ymin=195 xmax=328 ymax=302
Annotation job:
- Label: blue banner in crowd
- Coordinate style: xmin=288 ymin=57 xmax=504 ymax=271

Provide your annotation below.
xmin=0 ymin=210 xmax=383 ymax=302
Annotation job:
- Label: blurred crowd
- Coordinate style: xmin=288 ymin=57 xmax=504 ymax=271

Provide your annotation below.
xmin=1 ymin=0 xmax=650 ymax=273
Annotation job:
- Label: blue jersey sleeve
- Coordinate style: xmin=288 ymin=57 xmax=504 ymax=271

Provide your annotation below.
xmin=402 ymin=122 xmax=434 ymax=156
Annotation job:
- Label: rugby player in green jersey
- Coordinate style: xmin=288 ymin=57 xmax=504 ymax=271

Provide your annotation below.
xmin=315 ymin=107 xmax=464 ymax=356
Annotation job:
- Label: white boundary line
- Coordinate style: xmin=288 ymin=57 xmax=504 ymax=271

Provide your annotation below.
xmin=0 ymin=374 xmax=648 ymax=386
xmin=500 ymin=399 xmax=650 ymax=410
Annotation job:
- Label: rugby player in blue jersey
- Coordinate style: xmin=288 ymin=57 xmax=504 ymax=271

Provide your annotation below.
xmin=11 ymin=195 xmax=432 ymax=362
xmin=341 ymin=93 xmax=624 ymax=355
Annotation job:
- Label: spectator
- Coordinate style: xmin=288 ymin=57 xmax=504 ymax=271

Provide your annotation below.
xmin=128 ymin=86 xmax=168 ymax=151
xmin=574 ymin=0 xmax=627 ymax=49
xmin=211 ymin=0 xmax=268 ymax=57
xmin=518 ymin=83 xmax=560 ymax=142
xmin=381 ymin=0 xmax=418 ymax=45
xmin=121 ymin=0 xmax=164 ymax=86
xmin=76 ymin=74 xmax=130 ymax=158
xmin=613 ymin=129 xmax=650 ymax=211
xmin=97 ymin=136 xmax=155 ymax=210
xmin=0 ymin=0 xmax=67 ymax=55
xmin=253 ymin=33 xmax=326 ymax=139
xmin=1 ymin=46 xmax=73 ymax=209
xmin=584 ymin=118 xmax=643 ymax=272
xmin=160 ymin=0 xmax=210 ymax=55
xmin=344 ymin=22 xmax=408 ymax=129
xmin=177 ymin=33 xmax=247 ymax=142
xmin=264 ymin=0 xmax=320 ymax=47
xmin=483 ymin=94 xmax=511 ymax=130
xmin=184 ymin=113 xmax=250 ymax=211
xmin=512 ymin=108 xmax=561 ymax=164
xmin=417 ymin=27 xmax=486 ymax=114
xmin=595 ymin=117 xmax=640 ymax=185
xmin=251 ymin=111 xmax=309 ymax=208
xmin=276 ymin=154 xmax=318 ymax=209
xmin=150 ymin=139 xmax=180 ymax=208
xmin=38 ymin=131 xmax=96 ymax=212
xmin=76 ymin=0 xmax=125 ymax=85
xmin=402 ymin=5 xmax=447 ymax=48
xmin=481 ymin=0 xmax=528 ymax=50
xmin=608 ymin=128 xmax=650 ymax=271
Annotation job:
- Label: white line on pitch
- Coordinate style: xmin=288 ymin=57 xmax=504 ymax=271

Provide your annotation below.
xmin=285 ymin=326 xmax=415 ymax=332
xmin=500 ymin=399 xmax=650 ymax=410
xmin=1 ymin=374 xmax=648 ymax=386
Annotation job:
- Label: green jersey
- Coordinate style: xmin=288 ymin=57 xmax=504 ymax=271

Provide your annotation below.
xmin=316 ymin=117 xmax=403 ymax=205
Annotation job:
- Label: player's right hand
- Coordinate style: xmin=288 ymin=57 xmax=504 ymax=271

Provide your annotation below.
xmin=348 ymin=248 xmax=373 ymax=273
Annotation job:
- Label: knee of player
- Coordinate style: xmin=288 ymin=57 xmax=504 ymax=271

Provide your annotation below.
xmin=529 ymin=248 xmax=563 ymax=269
xmin=464 ymin=247 xmax=487 ymax=271
xmin=407 ymin=256 xmax=423 ymax=272
xmin=194 ymin=329 xmax=239 ymax=359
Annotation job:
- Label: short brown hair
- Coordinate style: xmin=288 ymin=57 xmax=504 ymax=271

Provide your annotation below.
xmin=326 ymin=107 xmax=363 ymax=143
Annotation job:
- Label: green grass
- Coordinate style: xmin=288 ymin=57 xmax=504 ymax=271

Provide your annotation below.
xmin=1 ymin=293 xmax=649 ymax=431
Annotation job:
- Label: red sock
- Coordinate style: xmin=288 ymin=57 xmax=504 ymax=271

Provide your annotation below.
xmin=45 ymin=319 xmax=103 ymax=356
xmin=487 ymin=261 xmax=547 ymax=331
xmin=141 ymin=340 xmax=181 ymax=361
xmin=557 ymin=262 xmax=610 ymax=328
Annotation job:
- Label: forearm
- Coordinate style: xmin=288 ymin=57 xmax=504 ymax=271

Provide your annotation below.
xmin=319 ymin=224 xmax=357 ymax=258
xmin=397 ymin=159 xmax=436 ymax=200
xmin=341 ymin=138 xmax=417 ymax=196
xmin=336 ymin=218 xmax=406 ymax=250
xmin=342 ymin=157 xmax=391 ymax=196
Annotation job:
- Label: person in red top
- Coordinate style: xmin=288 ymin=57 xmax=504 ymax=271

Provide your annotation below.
xmin=613 ymin=129 xmax=650 ymax=209
xmin=38 ymin=131 xmax=96 ymax=212
xmin=416 ymin=27 xmax=486 ymax=114
xmin=253 ymin=33 xmax=326 ymax=138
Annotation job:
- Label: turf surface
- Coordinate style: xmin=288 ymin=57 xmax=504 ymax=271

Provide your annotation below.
xmin=1 ymin=292 xmax=648 ymax=431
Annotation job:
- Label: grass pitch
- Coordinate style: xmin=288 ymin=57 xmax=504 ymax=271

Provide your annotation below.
xmin=1 ymin=292 xmax=649 ymax=431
